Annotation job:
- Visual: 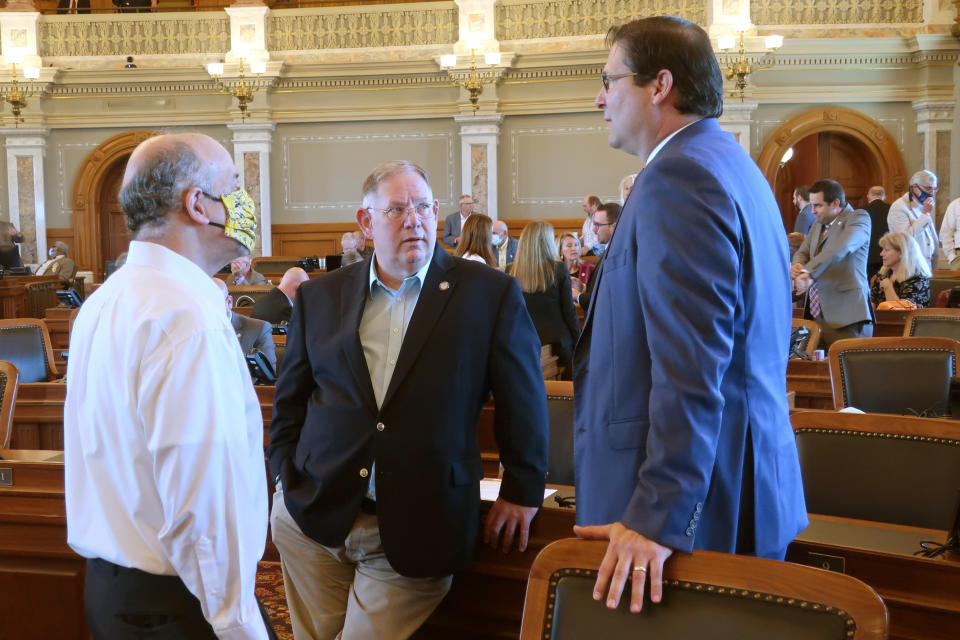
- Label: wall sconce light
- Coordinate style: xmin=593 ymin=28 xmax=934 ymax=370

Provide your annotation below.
xmin=206 ymin=58 xmax=267 ymax=120
xmin=718 ymin=27 xmax=783 ymax=101
xmin=0 ymin=58 xmax=40 ymax=126
xmin=440 ymin=49 xmax=501 ymax=113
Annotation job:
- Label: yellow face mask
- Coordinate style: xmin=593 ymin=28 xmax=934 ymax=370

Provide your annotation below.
xmin=205 ymin=188 xmax=258 ymax=253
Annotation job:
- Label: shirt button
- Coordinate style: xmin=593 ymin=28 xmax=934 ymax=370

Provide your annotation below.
xmin=393 ymin=327 xmax=400 ymax=334
xmin=376 ymin=422 xmax=385 ymax=432
xmin=388 ymin=359 xmax=396 ymax=365
xmin=359 ymin=468 xmax=369 ymax=478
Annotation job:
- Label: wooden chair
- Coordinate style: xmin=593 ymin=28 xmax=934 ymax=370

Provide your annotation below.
xmin=544 ymin=380 xmax=574 ymax=486
xmin=521 ymin=538 xmax=887 ymax=640
xmin=791 ymin=317 xmax=821 ymax=355
xmin=902 ymin=307 xmax=960 ymax=340
xmin=0 ymin=319 xmax=59 ymax=382
xmin=25 ymin=280 xmax=59 ymax=318
xmin=791 ymin=410 xmax=960 ymax=530
xmin=828 ymin=337 xmax=960 ymax=415
xmin=228 ymin=285 xmax=276 ymax=307
xmin=0 ymin=361 xmax=19 ymax=448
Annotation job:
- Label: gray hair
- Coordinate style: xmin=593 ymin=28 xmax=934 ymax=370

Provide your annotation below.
xmin=361 ymin=160 xmax=431 ymax=207
xmin=910 ymin=169 xmax=937 ymax=189
xmin=119 ymin=139 xmax=215 ymax=237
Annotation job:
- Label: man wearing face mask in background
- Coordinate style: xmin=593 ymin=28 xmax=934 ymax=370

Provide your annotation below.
xmin=35 ymin=241 xmax=77 ymax=283
xmin=64 ymin=133 xmax=275 ymax=640
xmin=888 ymin=170 xmax=939 ymax=270
xmin=491 ymin=220 xmax=518 ymax=269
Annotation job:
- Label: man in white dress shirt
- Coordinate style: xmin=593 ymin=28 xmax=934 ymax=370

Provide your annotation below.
xmin=64 ymin=132 xmax=275 ymax=639
xmin=888 ymin=169 xmax=939 ymax=269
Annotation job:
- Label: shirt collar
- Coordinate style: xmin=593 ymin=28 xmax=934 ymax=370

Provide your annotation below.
xmin=125 ymin=240 xmax=224 ymax=314
xmin=645 ymin=118 xmax=702 ymax=165
xmin=368 ymin=250 xmax=433 ymax=295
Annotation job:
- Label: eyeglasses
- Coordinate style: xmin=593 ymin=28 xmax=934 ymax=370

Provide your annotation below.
xmin=600 ymin=71 xmax=637 ymax=91
xmin=367 ymin=202 xmax=436 ymax=221
xmin=593 ymin=220 xmax=614 ymax=229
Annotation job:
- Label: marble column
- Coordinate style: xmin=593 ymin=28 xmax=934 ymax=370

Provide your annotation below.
xmin=718 ymin=101 xmax=758 ymax=156
xmin=3 ymin=127 xmax=47 ymax=265
xmin=913 ymin=99 xmax=955 ymax=223
xmin=454 ymin=113 xmax=502 ymax=220
xmin=228 ymin=121 xmax=275 ymax=257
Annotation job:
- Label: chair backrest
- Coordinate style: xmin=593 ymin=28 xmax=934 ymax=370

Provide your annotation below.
xmin=0 ymin=319 xmax=59 ymax=383
xmin=544 ymin=380 xmax=574 ymax=486
xmin=228 ymin=285 xmax=277 ymax=307
xmin=791 ymin=317 xmax=821 ymax=355
xmin=929 ymin=276 xmax=960 ymax=307
xmin=521 ymin=538 xmax=887 ymax=640
xmin=0 ymin=360 xmax=19 ymax=449
xmin=25 ymin=280 xmax=59 ymax=319
xmin=791 ymin=410 xmax=960 ymax=530
xmin=902 ymin=308 xmax=960 ymax=340
xmin=828 ymin=337 xmax=960 ymax=415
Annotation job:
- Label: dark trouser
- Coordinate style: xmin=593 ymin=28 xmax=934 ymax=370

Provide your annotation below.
xmin=818 ymin=319 xmax=873 ymax=350
xmin=84 ymin=557 xmax=276 ymax=640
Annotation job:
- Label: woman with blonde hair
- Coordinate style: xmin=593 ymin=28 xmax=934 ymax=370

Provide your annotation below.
xmin=870 ymin=231 xmax=931 ymax=308
xmin=558 ymin=232 xmax=595 ymax=302
xmin=454 ymin=213 xmax=496 ymax=267
xmin=510 ymin=220 xmax=579 ymax=379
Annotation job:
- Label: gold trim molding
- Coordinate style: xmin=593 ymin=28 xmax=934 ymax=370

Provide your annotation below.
xmin=38 ymin=15 xmax=229 ymax=58
xmin=750 ymin=0 xmax=923 ymax=26
xmin=495 ymin=0 xmax=706 ymax=41
xmin=267 ymin=4 xmax=458 ymax=52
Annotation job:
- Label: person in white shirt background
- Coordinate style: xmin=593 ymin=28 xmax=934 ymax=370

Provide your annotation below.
xmin=887 ymin=169 xmax=940 ymax=270
xmin=64 ymin=132 xmax=276 ymax=640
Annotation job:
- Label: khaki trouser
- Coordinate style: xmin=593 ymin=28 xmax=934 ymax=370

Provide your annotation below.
xmin=270 ymin=486 xmax=452 ymax=640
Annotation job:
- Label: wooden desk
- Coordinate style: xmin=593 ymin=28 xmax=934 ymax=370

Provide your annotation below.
xmin=0 ymin=276 xmax=59 ymax=319
xmin=789 ymin=515 xmax=960 ymax=640
xmin=0 ymin=449 xmax=86 ymax=640
xmin=787 ymin=359 xmax=834 ymax=409
xmin=9 ymin=383 xmax=277 ymax=451
xmin=874 ymin=309 xmax=911 ymax=337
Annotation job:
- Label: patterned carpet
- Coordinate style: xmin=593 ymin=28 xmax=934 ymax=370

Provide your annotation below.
xmin=257 ymin=561 xmax=293 ymax=640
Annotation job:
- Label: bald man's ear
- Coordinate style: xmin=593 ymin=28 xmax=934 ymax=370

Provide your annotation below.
xmin=183 ymin=187 xmax=211 ymax=226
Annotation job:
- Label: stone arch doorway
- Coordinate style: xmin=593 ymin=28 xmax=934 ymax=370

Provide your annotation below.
xmin=72 ymin=129 xmax=161 ymax=280
xmin=757 ymin=107 xmax=907 ymax=232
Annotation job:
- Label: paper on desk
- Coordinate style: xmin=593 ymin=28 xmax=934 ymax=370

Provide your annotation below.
xmin=480 ymin=478 xmax=557 ymax=502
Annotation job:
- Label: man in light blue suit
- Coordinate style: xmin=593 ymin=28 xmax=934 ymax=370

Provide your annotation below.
xmin=573 ymin=16 xmax=808 ymax=615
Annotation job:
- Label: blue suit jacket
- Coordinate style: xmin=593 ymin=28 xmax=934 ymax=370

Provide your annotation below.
xmin=573 ymin=118 xmax=807 ymax=557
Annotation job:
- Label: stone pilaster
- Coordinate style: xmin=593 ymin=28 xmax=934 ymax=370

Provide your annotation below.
xmin=455 ymin=113 xmax=502 ymax=220
xmin=228 ymin=121 xmax=275 ymax=256
xmin=3 ymin=126 xmax=47 ymax=265
xmin=719 ymin=101 xmax=758 ymax=156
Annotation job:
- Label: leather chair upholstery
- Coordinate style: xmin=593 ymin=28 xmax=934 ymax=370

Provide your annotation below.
xmin=0 ymin=360 xmax=19 ymax=448
xmin=903 ymin=308 xmax=960 ymax=340
xmin=544 ymin=380 xmax=574 ymax=486
xmin=792 ymin=410 xmax=960 ymax=530
xmin=0 ymin=319 xmax=58 ymax=383
xmin=828 ymin=337 xmax=960 ymax=415
xmin=522 ymin=539 xmax=887 ymax=640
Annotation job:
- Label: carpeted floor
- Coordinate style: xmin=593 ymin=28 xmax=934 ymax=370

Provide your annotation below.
xmin=257 ymin=561 xmax=293 ymax=640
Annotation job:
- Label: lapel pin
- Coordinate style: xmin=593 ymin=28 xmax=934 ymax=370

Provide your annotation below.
xmin=439 ymin=281 xmax=450 ymax=291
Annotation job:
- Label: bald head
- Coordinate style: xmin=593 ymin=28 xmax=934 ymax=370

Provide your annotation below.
xmin=119 ymin=133 xmax=229 ymax=238
xmin=279 ymin=267 xmax=309 ymax=300
xmin=867 ymin=185 xmax=885 ymax=202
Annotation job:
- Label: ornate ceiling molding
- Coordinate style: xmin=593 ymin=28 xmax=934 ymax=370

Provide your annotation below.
xmin=495 ymin=0 xmax=706 ymax=40
xmin=749 ymin=0 xmax=923 ymax=26
xmin=38 ymin=15 xmax=229 ymax=58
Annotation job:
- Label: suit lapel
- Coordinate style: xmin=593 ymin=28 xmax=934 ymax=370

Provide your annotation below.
xmin=380 ymin=248 xmax=456 ymax=409
xmin=340 ymin=260 xmax=378 ymax=414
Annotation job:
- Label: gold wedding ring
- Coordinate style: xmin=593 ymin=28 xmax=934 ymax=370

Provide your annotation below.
xmin=632 ymin=566 xmax=647 ymax=573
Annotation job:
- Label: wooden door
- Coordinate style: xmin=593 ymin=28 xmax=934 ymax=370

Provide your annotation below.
xmin=776 ymin=132 xmax=879 ymax=232
xmin=99 ymin=160 xmax=128 ymax=269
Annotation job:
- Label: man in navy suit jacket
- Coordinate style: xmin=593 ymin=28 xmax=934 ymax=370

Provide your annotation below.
xmin=573 ymin=16 xmax=807 ymax=614
xmin=268 ymin=161 xmax=548 ymax=638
